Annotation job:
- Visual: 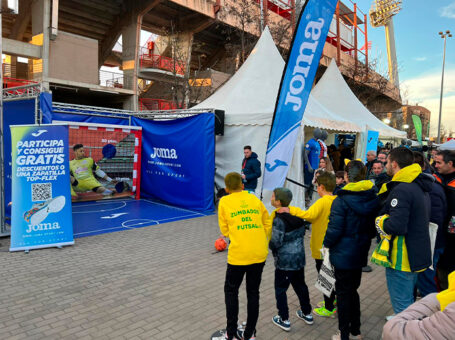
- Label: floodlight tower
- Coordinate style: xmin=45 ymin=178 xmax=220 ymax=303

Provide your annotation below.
xmin=369 ymin=0 xmax=402 ymax=88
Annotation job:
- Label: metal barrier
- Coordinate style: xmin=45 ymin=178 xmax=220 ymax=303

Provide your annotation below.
xmin=99 ymin=70 xmax=124 ymax=88
xmin=139 ymin=98 xmax=185 ymax=111
xmin=139 ymin=49 xmax=186 ymax=75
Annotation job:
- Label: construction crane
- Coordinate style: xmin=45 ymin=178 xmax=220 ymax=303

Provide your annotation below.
xmin=369 ymin=0 xmax=402 ymax=88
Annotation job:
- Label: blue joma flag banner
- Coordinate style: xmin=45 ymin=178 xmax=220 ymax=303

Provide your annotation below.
xmin=262 ymin=0 xmax=338 ymax=190
xmin=10 ymin=125 xmax=74 ymax=252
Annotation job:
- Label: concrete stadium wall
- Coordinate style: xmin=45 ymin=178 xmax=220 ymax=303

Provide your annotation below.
xmin=49 ymin=31 xmax=99 ymax=85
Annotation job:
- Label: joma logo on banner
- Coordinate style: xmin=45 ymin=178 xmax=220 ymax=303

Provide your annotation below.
xmin=284 ymin=17 xmax=325 ymax=111
xmin=26 ymin=222 xmax=61 ymax=234
xmin=150 ymin=147 xmax=178 ymax=159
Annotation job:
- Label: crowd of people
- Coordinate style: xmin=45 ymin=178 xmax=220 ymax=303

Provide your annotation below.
xmin=214 ymin=143 xmax=455 ymax=340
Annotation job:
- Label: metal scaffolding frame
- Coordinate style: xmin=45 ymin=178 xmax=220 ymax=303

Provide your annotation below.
xmin=0 ymin=83 xmax=42 ymax=236
xmin=1 ymin=97 xmax=215 ymax=236
xmin=52 ymin=101 xmax=215 ymax=121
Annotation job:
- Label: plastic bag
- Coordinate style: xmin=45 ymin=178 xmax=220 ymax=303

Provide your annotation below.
xmin=429 ymin=222 xmax=438 ymax=270
xmin=315 ymin=248 xmax=336 ymax=297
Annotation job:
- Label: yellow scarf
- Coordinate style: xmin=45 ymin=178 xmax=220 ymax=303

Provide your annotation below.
xmin=371 ymin=214 xmax=392 ymax=267
xmin=437 ymin=271 xmax=455 ymax=311
xmin=373 ymin=164 xmax=423 ymax=271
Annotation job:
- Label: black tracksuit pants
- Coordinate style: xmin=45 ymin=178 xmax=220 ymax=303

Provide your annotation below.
xmin=224 ymin=262 xmax=265 ymax=340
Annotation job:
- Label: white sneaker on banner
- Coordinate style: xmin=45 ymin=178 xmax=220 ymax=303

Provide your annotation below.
xmin=23 ymin=196 xmax=66 ymax=226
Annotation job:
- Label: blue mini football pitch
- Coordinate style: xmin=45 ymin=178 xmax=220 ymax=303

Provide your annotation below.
xmin=72 ymin=199 xmax=212 ymax=238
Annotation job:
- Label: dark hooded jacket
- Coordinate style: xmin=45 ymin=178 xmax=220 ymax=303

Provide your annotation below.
xmin=378 ymin=164 xmax=432 ymax=272
xmin=324 ymin=180 xmax=379 ymax=270
xmin=242 ymin=152 xmax=261 ymax=190
xmin=371 ymin=171 xmax=391 ymax=191
xmin=269 ymin=212 xmax=306 ymax=271
xmin=423 ymin=173 xmax=447 ymax=250
xmin=433 ymin=171 xmax=455 ymax=272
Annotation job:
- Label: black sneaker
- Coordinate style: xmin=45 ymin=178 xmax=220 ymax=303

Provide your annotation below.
xmin=296 ymin=310 xmax=314 ymax=325
xmin=272 ymin=315 xmax=291 ymax=331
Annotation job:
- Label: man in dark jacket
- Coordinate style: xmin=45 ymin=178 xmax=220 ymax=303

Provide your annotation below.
xmin=376 ymin=147 xmax=432 ymax=316
xmin=413 ymin=152 xmax=447 ymax=296
xmin=365 ymin=150 xmax=377 ymax=180
xmin=324 ymin=160 xmax=379 ymax=340
xmin=270 ymin=187 xmax=313 ymax=332
xmin=369 ymin=160 xmax=391 ymax=191
xmin=241 ymin=146 xmax=261 ymax=193
xmin=433 ymin=150 xmax=455 ymax=290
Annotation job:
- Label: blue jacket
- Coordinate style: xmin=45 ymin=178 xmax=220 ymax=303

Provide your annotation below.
xmin=324 ymin=181 xmax=379 ymax=270
xmin=242 ymin=152 xmax=261 ymax=190
xmin=424 ymin=174 xmax=447 ymax=250
xmin=433 ymin=171 xmax=455 ymax=272
xmin=269 ymin=212 xmax=306 ymax=271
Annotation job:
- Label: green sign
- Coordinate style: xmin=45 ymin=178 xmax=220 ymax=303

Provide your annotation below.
xmin=412 ymin=115 xmax=423 ymax=144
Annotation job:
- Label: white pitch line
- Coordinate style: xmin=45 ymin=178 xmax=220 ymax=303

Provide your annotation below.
xmin=72 ymin=201 xmax=127 ymax=214
xmin=121 ymin=219 xmax=159 ymax=228
xmin=142 ymin=199 xmax=207 ymax=216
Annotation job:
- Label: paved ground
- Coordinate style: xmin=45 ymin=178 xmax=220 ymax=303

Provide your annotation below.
xmin=0 ymin=214 xmax=393 ymax=340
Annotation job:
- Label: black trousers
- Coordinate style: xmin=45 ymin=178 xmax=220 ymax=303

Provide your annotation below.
xmin=334 ymin=268 xmax=362 ymax=340
xmin=274 ymin=268 xmax=312 ymax=320
xmin=315 ymin=259 xmax=336 ymax=312
xmin=224 ymin=262 xmax=265 ymax=340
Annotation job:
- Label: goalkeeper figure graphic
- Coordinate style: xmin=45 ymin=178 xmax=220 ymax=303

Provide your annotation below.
xmin=70 ymin=144 xmax=116 ymax=196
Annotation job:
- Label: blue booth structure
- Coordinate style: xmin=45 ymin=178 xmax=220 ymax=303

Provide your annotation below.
xmin=1 ymin=91 xmax=216 ymax=238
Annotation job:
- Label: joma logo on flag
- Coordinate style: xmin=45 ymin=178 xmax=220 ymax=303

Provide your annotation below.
xmin=284 ymin=17 xmax=325 ymax=112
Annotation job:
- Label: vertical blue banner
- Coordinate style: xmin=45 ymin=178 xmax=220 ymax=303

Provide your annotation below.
xmin=40 ymin=92 xmax=53 ymax=124
xmin=132 ymin=114 xmax=215 ymax=212
xmin=365 ymin=130 xmax=379 ymax=162
xmin=10 ymin=125 xmax=74 ymax=251
xmin=3 ymin=99 xmax=36 ymax=217
xmin=262 ymin=0 xmax=338 ymax=190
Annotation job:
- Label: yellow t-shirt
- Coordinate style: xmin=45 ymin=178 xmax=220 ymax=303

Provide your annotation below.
xmin=286 ymin=196 xmax=337 ymax=260
xmin=218 ymin=191 xmax=271 ymax=265
xmin=70 ymin=158 xmax=99 ymax=181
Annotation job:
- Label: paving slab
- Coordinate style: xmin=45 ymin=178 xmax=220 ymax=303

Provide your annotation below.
xmin=0 ymin=214 xmax=393 ymax=339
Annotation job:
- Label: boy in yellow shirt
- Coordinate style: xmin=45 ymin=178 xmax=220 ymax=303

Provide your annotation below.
xmin=217 ymin=172 xmax=271 ymax=340
xmin=279 ymin=172 xmax=337 ymax=317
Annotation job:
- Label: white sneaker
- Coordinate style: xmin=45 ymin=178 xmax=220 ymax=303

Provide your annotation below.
xmin=332 ymin=331 xmax=341 ymax=340
xmin=385 ymin=314 xmax=395 ymax=321
xmin=24 ymin=196 xmax=66 ymax=226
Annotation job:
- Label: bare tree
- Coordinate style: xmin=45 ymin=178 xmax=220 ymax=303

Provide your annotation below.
xmin=139 ymin=25 xmax=213 ymax=109
xmin=219 ymin=0 xmax=261 ymax=68
xmin=268 ymin=19 xmax=293 ymax=58
xmin=439 ymin=124 xmax=455 ymax=142
xmin=168 ymin=34 xmax=214 ymax=108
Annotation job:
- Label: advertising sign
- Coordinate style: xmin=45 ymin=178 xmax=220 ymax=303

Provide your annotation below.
xmin=10 ymin=125 xmax=74 ymax=251
xmin=412 ymin=114 xmax=422 ymax=144
xmin=262 ymin=0 xmax=338 ymax=190
xmin=132 ymin=114 xmax=214 ymax=212
xmin=365 ymin=130 xmax=379 ymax=162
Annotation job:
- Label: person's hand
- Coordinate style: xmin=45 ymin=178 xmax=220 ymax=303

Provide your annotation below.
xmin=241 ymin=174 xmax=246 ymax=179
xmin=277 ymin=207 xmax=290 ymax=213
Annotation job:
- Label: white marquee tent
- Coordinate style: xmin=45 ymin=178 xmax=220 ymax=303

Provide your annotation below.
xmin=194 ymin=27 xmax=361 ymax=209
xmin=312 ymin=59 xmax=406 ymax=157
xmin=440 ymin=139 xmax=455 ymax=150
